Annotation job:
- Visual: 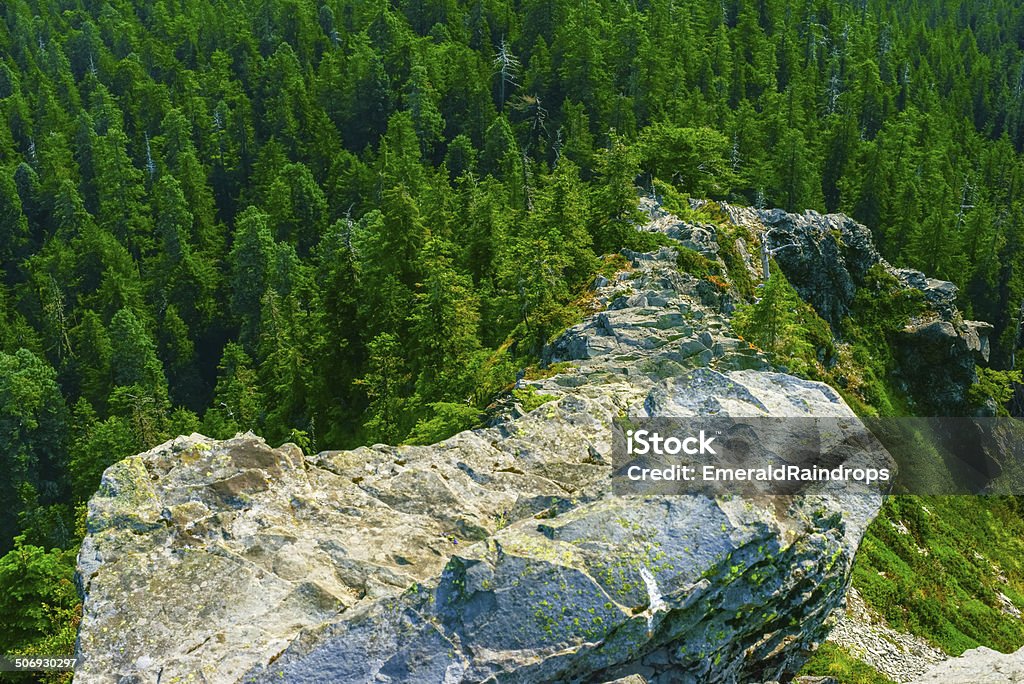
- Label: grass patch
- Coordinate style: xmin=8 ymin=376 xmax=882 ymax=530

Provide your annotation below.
xmin=512 ymin=386 xmax=559 ymax=412
xmin=621 ymin=228 xmax=679 ymax=253
xmin=740 ymin=263 xmax=921 ymax=417
xmin=834 ymin=265 xmax=925 ymax=416
xmin=621 ymin=228 xmax=724 ymax=281
xmin=797 ymin=643 xmax=896 ymax=683
xmin=715 ymin=223 xmax=756 ymax=298
xmin=652 ymin=179 xmax=729 ymax=224
xmin=595 ymin=253 xmax=633 ymax=279
xmin=727 ymin=250 xmax=1024 ymax=659
xmin=675 ymin=246 xmax=722 ymax=279
xmin=522 ymin=362 xmax=574 ymax=380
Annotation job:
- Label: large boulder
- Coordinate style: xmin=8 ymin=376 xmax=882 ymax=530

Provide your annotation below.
xmin=76 ymin=239 xmax=884 ymax=683
xmin=909 ymin=646 xmax=1024 ymax=684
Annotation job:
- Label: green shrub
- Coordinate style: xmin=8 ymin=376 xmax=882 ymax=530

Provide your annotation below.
xmin=512 ymin=386 xmax=559 ymax=412
xmin=854 ymin=496 xmax=1024 ymax=655
xmin=798 ymin=643 xmax=896 ymax=683
xmin=621 ymin=229 xmax=678 ymax=253
xmin=733 ymin=270 xmax=833 ymax=377
xmin=675 ymin=246 xmax=723 ymax=279
xmin=406 ymin=402 xmax=482 ymax=445
xmin=969 ymin=367 xmax=1022 ymax=415
xmin=0 ymin=537 xmax=80 ymax=683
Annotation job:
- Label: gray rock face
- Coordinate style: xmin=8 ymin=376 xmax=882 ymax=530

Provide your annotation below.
xmin=760 ymin=209 xmax=868 ymax=328
xmin=909 ymin=646 xmax=1024 ymax=683
xmin=894 ymin=319 xmax=979 ymax=413
xmin=712 ymin=202 xmax=992 ymax=415
xmin=638 ymin=201 xmax=721 ymax=258
xmin=892 ymin=269 xmax=958 ymax=320
xmin=75 ymin=234 xmax=885 ymax=684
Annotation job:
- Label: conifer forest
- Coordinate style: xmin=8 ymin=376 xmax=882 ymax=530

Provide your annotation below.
xmin=5 ymin=0 xmax=1024 ymax=677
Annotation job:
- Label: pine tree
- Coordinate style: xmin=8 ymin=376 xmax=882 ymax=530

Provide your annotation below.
xmin=592 ymin=134 xmax=642 ymax=253
xmin=257 ymin=290 xmax=315 ymax=446
xmin=94 ymin=126 xmax=151 ymax=258
xmin=67 ymin=399 xmax=135 ymax=502
xmin=358 ymin=332 xmax=409 ymax=444
xmin=68 ymin=310 xmax=112 ymax=413
xmin=205 ymin=343 xmax=264 ymax=438
xmin=410 ymin=238 xmax=481 ymax=400
xmin=0 ymin=349 xmax=67 ymax=552
xmin=109 ymin=307 xmax=167 ymax=396
xmin=153 ymin=174 xmax=193 ymax=267
xmin=265 ymin=162 xmax=328 ymax=256
xmin=0 ymin=536 xmax=79 ymax=653
xmin=228 ymin=206 xmax=276 ymax=348
xmin=0 ymin=167 xmax=30 ymax=278
xmin=159 ymin=305 xmax=205 ymax=412
xmin=405 ymin=60 xmax=445 ymax=159
xmin=774 ymin=127 xmax=821 ymax=212
xmin=733 ymin=271 xmax=817 ymax=374
xmin=159 ymin=109 xmax=218 ymax=253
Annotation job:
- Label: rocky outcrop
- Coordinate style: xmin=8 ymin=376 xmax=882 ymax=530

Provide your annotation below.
xmin=644 ymin=198 xmax=993 ymax=415
xmin=75 ymin=238 xmax=888 ymax=683
xmin=909 ymin=645 xmax=1024 ymax=683
xmin=76 ymin=200 xmax=988 ymax=682
xmin=742 ymin=207 xmax=879 ymax=329
xmin=543 ymin=247 xmax=766 ymax=376
xmin=750 ymin=210 xmax=991 ymax=415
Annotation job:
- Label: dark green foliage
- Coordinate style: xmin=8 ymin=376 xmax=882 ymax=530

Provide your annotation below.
xmin=836 ymin=266 xmax=926 ymax=416
xmin=732 ymin=264 xmax=925 ymax=418
xmin=68 ymin=401 xmax=135 ymax=503
xmin=406 ymin=402 xmax=482 ymax=445
xmin=3 ymin=0 xmax=1023 ymax=478
xmin=639 ymin=124 xmax=736 ymax=198
xmin=620 ymin=229 xmax=678 ymax=254
xmin=970 ymin=368 xmax=1023 ymax=415
xmin=714 ymin=224 xmax=757 ymax=299
xmin=733 ymin=270 xmax=833 ymax=377
xmin=674 ymin=248 xmax=722 ymax=280
xmin=203 ymin=343 xmax=264 ymax=439
xmin=410 ymin=238 xmax=482 ymax=401
xmin=358 ymin=332 xmax=411 ymax=444
xmin=0 ymin=537 xmax=79 ymax=656
xmin=0 ymin=165 xmax=30 ymax=277
xmin=0 ymin=350 xmax=68 ymax=555
xmin=229 ymin=207 xmax=277 ymax=348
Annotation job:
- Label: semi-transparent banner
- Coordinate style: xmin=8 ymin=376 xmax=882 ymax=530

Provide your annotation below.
xmin=611 ymin=417 xmax=1024 ymax=495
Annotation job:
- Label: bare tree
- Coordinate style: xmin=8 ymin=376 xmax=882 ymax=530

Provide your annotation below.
xmin=760 ymin=230 xmax=801 ymax=281
xmin=493 ymin=38 xmax=520 ymax=109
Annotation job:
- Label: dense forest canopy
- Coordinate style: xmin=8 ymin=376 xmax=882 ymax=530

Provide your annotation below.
xmin=5 ymin=0 xmax=1024 ymax=661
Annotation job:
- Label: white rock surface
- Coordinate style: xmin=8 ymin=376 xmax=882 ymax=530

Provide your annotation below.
xmin=909 ymin=646 xmax=1024 ymax=683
